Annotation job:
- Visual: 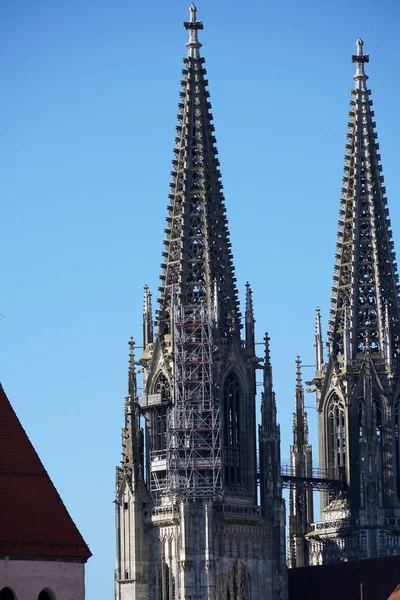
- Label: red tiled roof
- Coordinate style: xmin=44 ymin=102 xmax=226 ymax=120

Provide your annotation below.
xmin=0 ymin=384 xmax=91 ymax=560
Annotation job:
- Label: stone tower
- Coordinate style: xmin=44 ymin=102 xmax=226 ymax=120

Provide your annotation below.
xmin=308 ymin=39 xmax=400 ymax=565
xmin=287 ymin=358 xmax=313 ymax=568
xmin=114 ymin=6 xmax=286 ymax=600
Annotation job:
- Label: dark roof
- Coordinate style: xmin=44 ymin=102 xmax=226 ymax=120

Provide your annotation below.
xmin=0 ymin=384 xmax=91 ymax=560
xmin=288 ymin=556 xmax=400 ymax=600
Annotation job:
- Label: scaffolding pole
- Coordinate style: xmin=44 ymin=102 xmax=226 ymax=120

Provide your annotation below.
xmin=167 ymin=302 xmax=222 ymax=501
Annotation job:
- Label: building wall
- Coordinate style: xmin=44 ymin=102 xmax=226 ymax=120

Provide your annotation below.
xmin=288 ymin=556 xmax=400 ymax=600
xmin=0 ymin=559 xmax=85 ymax=600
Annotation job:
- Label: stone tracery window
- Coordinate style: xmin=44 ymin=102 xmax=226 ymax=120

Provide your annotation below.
xmin=223 ymin=371 xmax=241 ymax=485
xmin=328 ymin=395 xmax=346 ymax=478
xmin=153 ymin=373 xmax=170 ymax=452
xmin=358 ymin=396 xmax=382 ymax=439
xmin=395 ymin=403 xmax=400 ymax=500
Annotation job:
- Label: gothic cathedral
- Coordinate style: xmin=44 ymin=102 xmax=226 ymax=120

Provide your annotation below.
xmin=288 ymin=39 xmax=400 ymax=566
xmin=115 ymin=5 xmax=400 ymax=599
xmin=114 ymin=6 xmax=286 ymax=600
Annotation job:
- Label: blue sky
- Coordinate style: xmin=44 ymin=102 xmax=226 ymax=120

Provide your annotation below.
xmin=1 ymin=0 xmax=400 ymax=598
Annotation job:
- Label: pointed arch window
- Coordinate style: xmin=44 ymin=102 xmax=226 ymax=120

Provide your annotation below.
xmin=395 ymin=403 xmax=400 ymax=500
xmin=358 ymin=396 xmax=382 ymax=439
xmin=153 ymin=374 xmax=170 ymax=452
xmin=327 ymin=395 xmax=346 ymax=478
xmin=223 ymin=372 xmax=241 ymax=485
xmin=0 ymin=589 xmax=16 ymax=600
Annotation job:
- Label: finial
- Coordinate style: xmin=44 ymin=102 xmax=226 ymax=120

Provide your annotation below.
xmin=352 ymin=38 xmax=369 ymax=89
xmin=296 ymin=356 xmax=302 ymax=388
xmin=245 ymin=282 xmax=254 ymax=321
xmin=128 ymin=337 xmax=136 ymax=396
xmin=264 ymin=333 xmax=271 ymax=367
xmin=184 ymin=4 xmax=203 ymax=59
xmin=189 ymin=3 xmax=197 ymax=21
xmin=315 ymin=307 xmax=324 ymax=371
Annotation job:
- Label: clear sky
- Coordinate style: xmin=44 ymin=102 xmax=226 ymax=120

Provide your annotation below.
xmin=1 ymin=0 xmax=400 ymax=598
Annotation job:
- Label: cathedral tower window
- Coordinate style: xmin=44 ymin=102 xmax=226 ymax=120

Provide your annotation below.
xmin=327 ymin=395 xmax=346 ymax=478
xmin=223 ymin=372 xmax=241 ymax=485
xmin=153 ymin=374 xmax=170 ymax=452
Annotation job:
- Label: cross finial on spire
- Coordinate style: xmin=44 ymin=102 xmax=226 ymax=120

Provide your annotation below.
xmin=184 ymin=4 xmax=203 ymax=58
xmin=352 ymin=38 xmax=369 ymax=88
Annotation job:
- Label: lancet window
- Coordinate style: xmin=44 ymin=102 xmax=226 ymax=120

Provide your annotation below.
xmin=0 ymin=589 xmax=15 ymax=600
xmin=327 ymin=395 xmax=346 ymax=478
xmin=152 ymin=374 xmax=170 ymax=452
xmin=395 ymin=403 xmax=400 ymax=499
xmin=358 ymin=396 xmax=382 ymax=438
xmin=223 ymin=371 xmax=241 ymax=485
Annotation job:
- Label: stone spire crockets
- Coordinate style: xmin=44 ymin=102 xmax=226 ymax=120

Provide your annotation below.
xmin=157 ymin=3 xmax=240 ymax=339
xmin=329 ymin=38 xmax=400 ymax=360
xmin=308 ymin=40 xmax=400 ymax=567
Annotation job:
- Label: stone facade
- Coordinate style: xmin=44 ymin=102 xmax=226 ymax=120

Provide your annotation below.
xmin=0 ymin=560 xmax=85 ymax=600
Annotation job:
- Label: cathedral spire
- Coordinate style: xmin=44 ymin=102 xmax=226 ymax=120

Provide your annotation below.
xmin=156 ymin=5 xmax=240 ymax=340
xmin=329 ymin=39 xmax=400 ymax=360
xmin=309 ymin=41 xmax=400 ymax=567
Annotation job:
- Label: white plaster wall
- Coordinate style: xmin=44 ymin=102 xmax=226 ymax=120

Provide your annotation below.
xmin=0 ymin=559 xmax=85 ymax=600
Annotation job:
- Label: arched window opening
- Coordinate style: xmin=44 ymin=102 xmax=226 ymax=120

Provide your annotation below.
xmin=373 ymin=397 xmax=382 ymax=439
xmin=328 ymin=395 xmax=346 ymax=479
xmin=395 ymin=404 xmax=400 ymax=500
xmin=358 ymin=396 xmax=382 ymax=439
xmin=157 ymin=563 xmax=175 ymax=600
xmin=0 ymin=589 xmax=16 ymax=600
xmin=226 ymin=561 xmax=248 ymax=600
xmin=153 ymin=374 xmax=170 ymax=452
xmin=38 ymin=590 xmax=55 ymax=600
xmin=223 ymin=372 xmax=241 ymax=486
xmin=358 ymin=399 xmax=364 ymax=437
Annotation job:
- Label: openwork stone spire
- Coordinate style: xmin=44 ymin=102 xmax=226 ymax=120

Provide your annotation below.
xmin=308 ymin=42 xmax=400 ymax=568
xmin=329 ymin=39 xmax=400 ymax=359
xmin=157 ymin=5 xmax=240 ymax=338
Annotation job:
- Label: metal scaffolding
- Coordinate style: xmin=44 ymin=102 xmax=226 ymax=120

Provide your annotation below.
xmin=167 ymin=303 xmax=221 ymax=500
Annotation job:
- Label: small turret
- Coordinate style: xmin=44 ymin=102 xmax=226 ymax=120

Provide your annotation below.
xmin=245 ymin=282 xmax=255 ymax=356
xmin=315 ymin=307 xmax=324 ymax=372
xmin=142 ymin=285 xmax=154 ymax=349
